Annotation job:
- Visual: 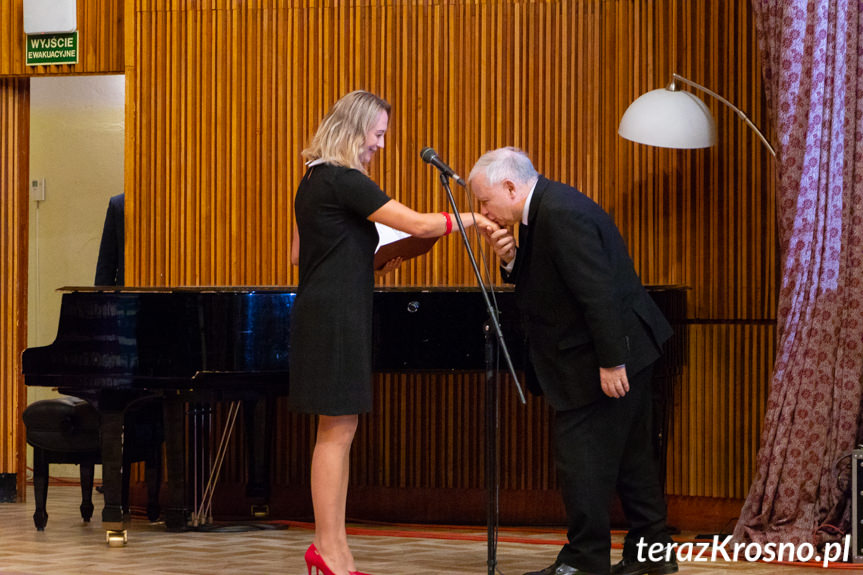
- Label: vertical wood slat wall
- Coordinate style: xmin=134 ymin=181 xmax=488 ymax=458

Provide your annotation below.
xmin=126 ymin=0 xmax=776 ymax=504
xmin=125 ymin=0 xmax=605 ymax=287
xmin=0 ymin=78 xmax=28 ymax=497
xmin=125 ymin=0 xmax=775 ymax=505
xmin=0 ymin=0 xmax=774 ymax=510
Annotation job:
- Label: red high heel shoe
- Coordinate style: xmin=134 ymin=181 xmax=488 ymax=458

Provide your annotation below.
xmin=305 ymin=544 xmax=336 ymax=575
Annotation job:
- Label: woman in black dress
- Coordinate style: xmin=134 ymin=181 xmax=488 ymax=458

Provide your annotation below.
xmin=290 ymin=90 xmax=489 ymax=575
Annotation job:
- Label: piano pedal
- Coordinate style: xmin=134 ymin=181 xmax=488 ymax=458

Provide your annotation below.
xmin=105 ymin=529 xmax=127 ymax=546
xmin=251 ymin=504 xmax=270 ymax=519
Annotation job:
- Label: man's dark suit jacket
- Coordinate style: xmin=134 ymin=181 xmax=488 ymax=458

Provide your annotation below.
xmin=95 ymin=193 xmax=124 ymax=286
xmin=503 ymin=177 xmax=672 ymax=411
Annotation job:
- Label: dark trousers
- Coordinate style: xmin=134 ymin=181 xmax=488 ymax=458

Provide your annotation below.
xmin=554 ymin=365 xmax=671 ymax=574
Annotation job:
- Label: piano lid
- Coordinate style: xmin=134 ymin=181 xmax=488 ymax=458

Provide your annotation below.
xmin=27 ymin=286 xmax=685 ymax=390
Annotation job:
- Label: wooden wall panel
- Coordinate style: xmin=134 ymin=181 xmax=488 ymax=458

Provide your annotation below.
xmin=125 ymin=0 xmax=605 ymax=287
xmin=0 ymin=78 xmax=28 ymax=499
xmin=0 ymin=0 xmax=124 ymax=76
xmin=122 ymin=0 xmax=775 ymax=518
xmin=666 ymin=324 xmax=774 ymax=498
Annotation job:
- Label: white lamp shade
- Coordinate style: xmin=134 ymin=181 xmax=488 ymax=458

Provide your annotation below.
xmin=618 ymin=89 xmax=717 ymax=150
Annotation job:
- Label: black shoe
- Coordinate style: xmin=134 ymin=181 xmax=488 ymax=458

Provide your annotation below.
xmin=610 ymin=556 xmax=678 ymax=575
xmin=523 ymin=561 xmax=603 ymax=575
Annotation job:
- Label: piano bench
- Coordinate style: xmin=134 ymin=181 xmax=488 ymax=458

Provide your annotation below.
xmin=22 ymin=396 xmax=163 ymax=531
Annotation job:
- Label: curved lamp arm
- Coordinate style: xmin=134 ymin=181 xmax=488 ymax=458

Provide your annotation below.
xmin=669 ymin=73 xmax=776 ymax=157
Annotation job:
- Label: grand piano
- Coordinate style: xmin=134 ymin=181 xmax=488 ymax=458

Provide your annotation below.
xmin=23 ymin=285 xmax=684 ymax=543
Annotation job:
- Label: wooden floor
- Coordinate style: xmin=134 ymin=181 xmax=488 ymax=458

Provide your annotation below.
xmin=0 ymin=485 xmax=853 ymax=574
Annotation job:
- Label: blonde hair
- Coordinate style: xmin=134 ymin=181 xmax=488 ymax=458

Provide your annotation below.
xmin=302 ymin=90 xmax=391 ymax=172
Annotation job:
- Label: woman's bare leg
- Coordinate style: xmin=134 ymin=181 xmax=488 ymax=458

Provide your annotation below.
xmin=310 ymin=414 xmax=359 ymax=575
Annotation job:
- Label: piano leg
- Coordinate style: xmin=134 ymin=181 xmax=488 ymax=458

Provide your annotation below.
xmin=79 ymin=460 xmax=95 ymax=522
xmin=163 ymin=394 xmax=188 ymax=531
xmin=31 ymin=447 xmax=49 ymax=530
xmin=99 ymin=409 xmax=127 ymax=545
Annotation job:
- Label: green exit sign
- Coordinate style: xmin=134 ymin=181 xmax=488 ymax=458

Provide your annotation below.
xmin=26 ymin=32 xmax=78 ymax=66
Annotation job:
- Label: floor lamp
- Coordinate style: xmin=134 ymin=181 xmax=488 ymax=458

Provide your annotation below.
xmin=616 ymin=72 xmax=776 ymax=509
xmin=618 ymin=73 xmax=776 ymax=157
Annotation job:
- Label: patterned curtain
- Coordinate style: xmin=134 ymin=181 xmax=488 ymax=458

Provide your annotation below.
xmin=734 ymin=1 xmax=863 ymax=546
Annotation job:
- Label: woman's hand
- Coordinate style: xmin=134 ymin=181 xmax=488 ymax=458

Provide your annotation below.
xmin=466 ymin=212 xmax=493 ymax=230
xmin=374 ymin=256 xmax=403 ymax=277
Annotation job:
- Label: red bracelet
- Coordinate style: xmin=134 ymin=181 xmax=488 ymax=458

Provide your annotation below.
xmin=440 ymin=211 xmax=452 ymax=235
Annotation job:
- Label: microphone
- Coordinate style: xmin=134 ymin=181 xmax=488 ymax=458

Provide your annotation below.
xmin=420 ymin=147 xmax=466 ymax=187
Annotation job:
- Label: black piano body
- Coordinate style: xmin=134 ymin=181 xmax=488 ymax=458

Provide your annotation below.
xmin=23 ymin=285 xmax=684 ymax=538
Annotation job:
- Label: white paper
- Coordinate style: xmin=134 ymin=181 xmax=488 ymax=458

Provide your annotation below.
xmin=375 ymin=222 xmax=410 ymax=252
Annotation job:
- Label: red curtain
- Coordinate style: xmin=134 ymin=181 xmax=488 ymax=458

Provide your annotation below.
xmin=735 ymin=0 xmax=863 ymax=546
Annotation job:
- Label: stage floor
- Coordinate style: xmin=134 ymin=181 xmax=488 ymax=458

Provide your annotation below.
xmin=0 ymin=485 xmax=849 ymax=574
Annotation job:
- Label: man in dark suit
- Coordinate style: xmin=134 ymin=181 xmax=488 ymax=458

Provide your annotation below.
xmin=95 ymin=193 xmax=124 ymax=286
xmin=92 ymin=192 xmax=163 ymax=520
xmin=470 ymin=148 xmax=677 ymax=575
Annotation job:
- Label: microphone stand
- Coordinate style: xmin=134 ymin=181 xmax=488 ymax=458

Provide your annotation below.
xmin=438 ymin=171 xmax=525 ymax=575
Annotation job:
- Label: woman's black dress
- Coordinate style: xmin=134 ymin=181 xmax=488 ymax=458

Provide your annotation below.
xmin=288 ymin=163 xmax=390 ymax=415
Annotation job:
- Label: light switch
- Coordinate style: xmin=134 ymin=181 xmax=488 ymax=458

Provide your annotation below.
xmin=30 ymin=178 xmax=45 ymax=202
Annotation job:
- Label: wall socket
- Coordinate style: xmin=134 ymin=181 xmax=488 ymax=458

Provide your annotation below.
xmin=30 ymin=178 xmax=45 ymax=202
